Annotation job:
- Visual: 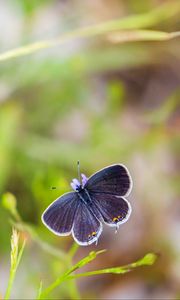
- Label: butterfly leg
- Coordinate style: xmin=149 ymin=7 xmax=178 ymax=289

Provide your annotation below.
xmin=95 ymin=238 xmax=99 ymax=246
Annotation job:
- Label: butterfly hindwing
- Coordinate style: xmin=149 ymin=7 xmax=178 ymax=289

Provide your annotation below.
xmin=42 ymin=192 xmax=78 ymax=236
xmin=85 ymin=164 xmax=132 ymax=196
xmin=72 ymin=201 xmax=102 ymax=245
xmin=89 ymin=192 xmax=131 ymax=227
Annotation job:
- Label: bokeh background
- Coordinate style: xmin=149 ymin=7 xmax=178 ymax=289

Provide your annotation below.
xmin=0 ymin=0 xmax=180 ymax=299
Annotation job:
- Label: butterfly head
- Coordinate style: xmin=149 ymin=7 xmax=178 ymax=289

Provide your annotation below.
xmin=70 ymin=174 xmax=88 ymax=192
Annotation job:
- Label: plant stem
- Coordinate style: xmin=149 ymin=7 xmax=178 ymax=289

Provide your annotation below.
xmin=5 ymin=268 xmax=16 ymax=300
xmin=5 ymin=232 xmax=26 ymax=300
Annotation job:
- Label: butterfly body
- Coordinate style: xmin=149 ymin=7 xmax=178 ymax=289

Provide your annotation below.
xmin=77 ymin=189 xmax=93 ymax=205
xmin=42 ymin=164 xmax=133 ymax=246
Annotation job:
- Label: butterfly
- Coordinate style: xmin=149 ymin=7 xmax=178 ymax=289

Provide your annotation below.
xmin=41 ymin=164 xmax=132 ymax=246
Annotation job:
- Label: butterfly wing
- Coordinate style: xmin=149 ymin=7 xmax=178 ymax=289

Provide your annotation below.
xmin=85 ymin=164 xmax=132 ymax=196
xmin=72 ymin=201 xmax=102 ymax=246
xmin=84 ymin=164 xmax=132 ymax=227
xmin=89 ymin=192 xmax=131 ymax=227
xmin=42 ymin=192 xmax=78 ymax=236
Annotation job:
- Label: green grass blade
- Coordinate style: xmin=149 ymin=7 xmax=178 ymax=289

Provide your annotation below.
xmin=39 ymin=252 xmax=157 ymax=299
xmin=9 ymin=216 xmax=67 ymax=261
xmin=16 ymin=239 xmax=26 ymax=271
xmin=67 ymin=250 xmax=106 ymax=273
xmin=67 ymin=252 xmax=157 ymax=279
xmin=0 ymin=1 xmax=180 ymax=62
xmin=68 ymin=242 xmax=79 ymax=259
xmin=36 ymin=281 xmax=43 ymax=300
xmin=2 ymin=192 xmax=69 ymax=261
xmin=67 ymin=279 xmax=81 ymax=300
xmin=39 ymin=250 xmax=106 ymax=299
xmin=4 ymin=229 xmax=26 ymax=300
xmin=107 ymin=30 xmax=180 ymax=43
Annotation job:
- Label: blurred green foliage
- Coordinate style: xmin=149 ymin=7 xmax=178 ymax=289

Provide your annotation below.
xmin=4 ymin=227 xmax=157 ymax=299
xmin=0 ymin=0 xmax=180 ymax=298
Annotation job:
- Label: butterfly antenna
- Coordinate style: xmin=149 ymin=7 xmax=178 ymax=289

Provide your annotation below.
xmin=77 ymin=160 xmax=81 ymax=183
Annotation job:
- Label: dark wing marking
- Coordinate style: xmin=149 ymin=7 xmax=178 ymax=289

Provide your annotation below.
xmin=72 ymin=201 xmax=102 ymax=246
xmin=85 ymin=164 xmax=132 ymax=196
xmin=42 ymin=192 xmax=78 ymax=236
xmin=89 ymin=192 xmax=132 ymax=227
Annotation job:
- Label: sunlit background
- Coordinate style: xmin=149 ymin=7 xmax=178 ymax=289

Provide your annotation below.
xmin=0 ymin=0 xmax=180 ymax=299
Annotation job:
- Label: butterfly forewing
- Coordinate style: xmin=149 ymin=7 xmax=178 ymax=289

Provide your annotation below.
xmin=72 ymin=201 xmax=102 ymax=245
xmin=90 ymin=192 xmax=131 ymax=227
xmin=85 ymin=164 xmax=132 ymax=196
xmin=42 ymin=192 xmax=78 ymax=236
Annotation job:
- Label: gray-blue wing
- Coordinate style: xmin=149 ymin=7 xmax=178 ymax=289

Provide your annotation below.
xmin=72 ymin=201 xmax=102 ymax=246
xmin=85 ymin=164 xmax=132 ymax=196
xmin=42 ymin=192 xmax=78 ymax=236
xmin=89 ymin=192 xmax=132 ymax=227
